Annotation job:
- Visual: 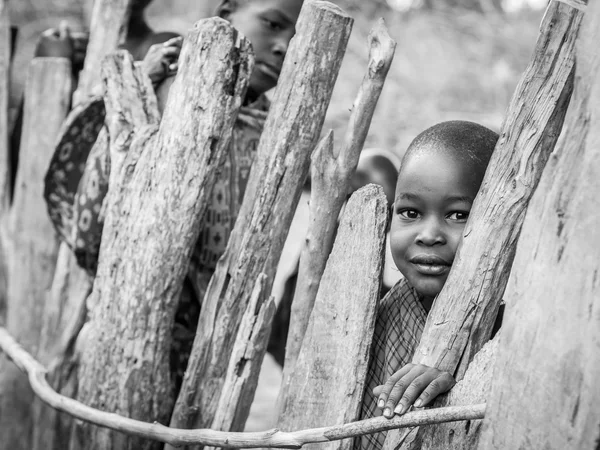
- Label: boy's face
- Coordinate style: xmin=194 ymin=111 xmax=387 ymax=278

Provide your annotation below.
xmin=390 ymin=148 xmax=481 ymax=301
xmin=226 ymin=0 xmax=302 ymax=98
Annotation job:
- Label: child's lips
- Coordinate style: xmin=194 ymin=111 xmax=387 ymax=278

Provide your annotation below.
xmin=409 ymin=255 xmax=452 ymax=276
xmin=256 ymin=61 xmax=280 ymax=81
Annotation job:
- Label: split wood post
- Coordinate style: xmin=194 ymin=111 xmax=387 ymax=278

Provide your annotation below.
xmin=478 ymin=2 xmax=600 ymax=448
xmin=278 ymin=185 xmax=388 ymax=450
xmin=31 ymin=51 xmax=161 ymax=450
xmin=382 ymin=2 xmax=583 ymax=448
xmin=168 ymin=3 xmax=353 ymax=443
xmin=0 ymin=0 xmax=9 ymax=325
xmin=280 ymin=18 xmax=396 ymax=389
xmin=73 ymin=0 xmax=133 ymax=105
xmin=70 ymin=19 xmax=253 ymax=450
xmin=205 ymin=274 xmax=277 ymax=439
xmin=0 ymin=57 xmax=72 ymax=450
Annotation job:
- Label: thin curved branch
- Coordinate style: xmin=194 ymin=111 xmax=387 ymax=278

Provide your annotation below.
xmin=0 ymin=327 xmax=485 ymax=448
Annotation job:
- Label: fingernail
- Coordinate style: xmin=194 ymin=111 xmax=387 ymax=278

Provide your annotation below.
xmin=394 ymin=403 xmax=405 ymax=415
xmin=414 ymin=399 xmax=422 ymax=407
xmin=377 ymin=399 xmax=385 ymax=408
xmin=383 ymin=408 xmax=391 ymax=418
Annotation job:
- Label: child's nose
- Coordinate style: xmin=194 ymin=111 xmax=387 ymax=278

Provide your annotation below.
xmin=273 ymin=32 xmax=292 ymax=59
xmin=416 ymin=217 xmax=446 ymax=246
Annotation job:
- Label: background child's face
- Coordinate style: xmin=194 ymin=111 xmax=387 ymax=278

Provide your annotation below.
xmin=227 ymin=0 xmax=302 ymax=98
xmin=390 ymin=149 xmax=481 ymax=301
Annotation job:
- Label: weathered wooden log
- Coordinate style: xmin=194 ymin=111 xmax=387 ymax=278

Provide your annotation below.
xmin=30 ymin=52 xmax=159 ymax=450
xmin=0 ymin=57 xmax=72 ymax=450
xmin=0 ymin=0 xmax=10 ymax=325
xmin=30 ymin=243 xmax=91 ymax=450
xmin=279 ymin=185 xmax=388 ymax=450
xmin=168 ymin=3 xmax=353 ymax=442
xmin=281 ymin=19 xmax=396 ymax=389
xmin=70 ymin=19 xmax=253 ymax=450
xmin=478 ymin=2 xmax=600 ymax=448
xmin=383 ymin=3 xmax=582 ymax=448
xmin=73 ymin=0 xmax=132 ymax=104
xmin=206 ymin=274 xmax=277 ymax=440
xmin=0 ymin=325 xmax=486 ymax=449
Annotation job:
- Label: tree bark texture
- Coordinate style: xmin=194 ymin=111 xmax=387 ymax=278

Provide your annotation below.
xmin=281 ymin=18 xmax=396 ymax=385
xmin=73 ymin=0 xmax=132 ymax=104
xmin=478 ymin=2 xmax=600 ymax=448
xmin=383 ymin=3 xmax=582 ymax=448
xmin=0 ymin=0 xmax=10 ymax=325
xmin=71 ymin=20 xmax=253 ymax=450
xmin=206 ymin=274 xmax=277 ymax=439
xmin=278 ymin=185 xmax=388 ymax=450
xmin=168 ymin=2 xmax=353 ymax=443
xmin=0 ymin=57 xmax=72 ymax=450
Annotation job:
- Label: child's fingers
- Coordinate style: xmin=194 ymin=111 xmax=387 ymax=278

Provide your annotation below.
xmin=383 ymin=365 xmax=427 ymax=417
xmin=377 ymin=364 xmax=414 ymax=410
xmin=392 ymin=371 xmax=438 ymax=415
xmin=414 ymin=372 xmax=455 ymax=408
xmin=58 ymin=20 xmax=71 ymax=39
xmin=163 ymin=36 xmax=183 ymax=47
xmin=161 ymin=47 xmax=181 ymax=58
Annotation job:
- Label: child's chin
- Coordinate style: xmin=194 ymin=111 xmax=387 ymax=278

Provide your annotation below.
xmin=410 ymin=278 xmax=444 ymax=300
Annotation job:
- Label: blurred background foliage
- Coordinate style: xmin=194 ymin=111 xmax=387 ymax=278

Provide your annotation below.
xmin=7 ymin=0 xmax=546 ymax=158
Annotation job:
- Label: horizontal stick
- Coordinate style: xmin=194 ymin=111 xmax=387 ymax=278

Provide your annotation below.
xmin=0 ymin=326 xmax=485 ymax=448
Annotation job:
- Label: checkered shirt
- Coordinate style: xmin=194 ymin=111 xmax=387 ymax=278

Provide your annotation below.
xmin=354 ymin=277 xmax=427 ymax=450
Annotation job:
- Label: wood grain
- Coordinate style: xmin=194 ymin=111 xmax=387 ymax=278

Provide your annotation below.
xmin=278 ymin=185 xmax=388 ymax=450
xmin=71 ymin=19 xmax=252 ymax=450
xmin=0 ymin=57 xmax=72 ymax=450
xmin=281 ymin=18 xmax=396 ymax=389
xmin=169 ymin=3 xmax=353 ymax=444
xmin=478 ymin=2 xmax=600 ymax=447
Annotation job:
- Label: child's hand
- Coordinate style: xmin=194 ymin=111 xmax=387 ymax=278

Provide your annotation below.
xmin=374 ymin=363 xmax=455 ymax=418
xmin=35 ymin=21 xmax=75 ymax=59
xmin=141 ymin=36 xmax=183 ymax=86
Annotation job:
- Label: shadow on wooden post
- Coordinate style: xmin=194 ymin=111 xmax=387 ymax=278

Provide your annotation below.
xmin=278 ymin=185 xmax=388 ymax=450
xmin=479 ymin=1 xmax=600 ymax=447
xmin=0 ymin=0 xmax=11 ymax=326
xmin=168 ymin=3 xmax=353 ymax=445
xmin=0 ymin=57 xmax=72 ymax=450
xmin=70 ymin=19 xmax=253 ymax=450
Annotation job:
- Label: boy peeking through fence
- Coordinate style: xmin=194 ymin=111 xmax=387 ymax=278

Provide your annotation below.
xmin=42 ymin=0 xmax=304 ymax=390
xmin=357 ymin=120 xmax=503 ymax=450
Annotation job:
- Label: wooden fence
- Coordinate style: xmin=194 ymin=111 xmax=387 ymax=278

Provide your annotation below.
xmin=0 ymin=0 xmax=598 ymax=449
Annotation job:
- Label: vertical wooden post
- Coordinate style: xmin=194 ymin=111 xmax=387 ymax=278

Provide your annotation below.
xmin=281 ymin=19 xmax=396 ymax=386
xmin=71 ymin=20 xmax=252 ymax=450
xmin=205 ymin=274 xmax=277 ymax=439
xmin=0 ymin=0 xmax=10 ymax=326
xmin=168 ymin=3 xmax=353 ymax=444
xmin=479 ymin=2 xmax=600 ymax=448
xmin=73 ymin=0 xmax=133 ymax=104
xmin=0 ymin=57 xmax=72 ymax=450
xmin=384 ymin=3 xmax=583 ymax=448
xmin=278 ymin=185 xmax=388 ymax=450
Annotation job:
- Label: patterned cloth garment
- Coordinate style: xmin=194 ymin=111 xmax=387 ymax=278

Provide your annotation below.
xmin=355 ymin=277 xmax=427 ymax=450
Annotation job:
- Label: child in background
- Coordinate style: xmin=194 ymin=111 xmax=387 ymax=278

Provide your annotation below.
xmin=43 ymin=0 xmax=304 ymax=390
xmin=357 ymin=120 xmax=499 ymax=450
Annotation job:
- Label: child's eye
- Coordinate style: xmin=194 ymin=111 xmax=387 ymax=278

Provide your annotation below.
xmin=447 ymin=211 xmax=469 ymax=222
xmin=398 ymin=209 xmax=420 ymax=220
xmin=261 ymin=17 xmax=282 ymax=31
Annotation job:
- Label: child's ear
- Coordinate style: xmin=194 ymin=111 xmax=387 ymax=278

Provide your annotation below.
xmin=215 ymin=0 xmax=234 ymax=20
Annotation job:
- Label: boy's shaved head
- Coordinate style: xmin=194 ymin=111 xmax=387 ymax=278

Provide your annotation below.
xmin=401 ymin=120 xmax=498 ymax=181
